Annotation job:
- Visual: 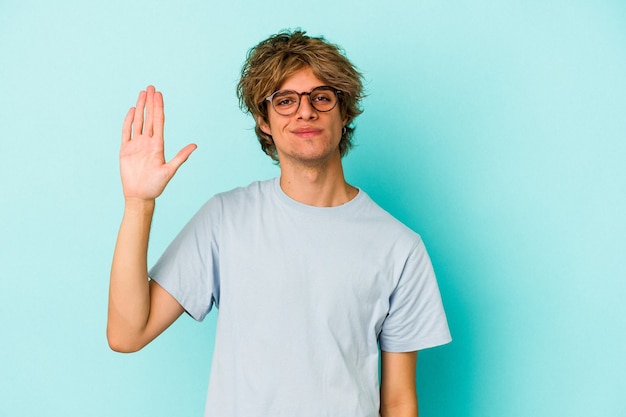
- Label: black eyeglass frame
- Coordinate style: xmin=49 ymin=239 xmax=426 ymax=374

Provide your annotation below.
xmin=265 ymin=86 xmax=342 ymax=116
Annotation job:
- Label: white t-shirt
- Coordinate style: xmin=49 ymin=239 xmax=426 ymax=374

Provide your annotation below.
xmin=149 ymin=177 xmax=451 ymax=417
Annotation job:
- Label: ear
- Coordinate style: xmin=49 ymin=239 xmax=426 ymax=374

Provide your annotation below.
xmin=257 ymin=116 xmax=272 ymax=136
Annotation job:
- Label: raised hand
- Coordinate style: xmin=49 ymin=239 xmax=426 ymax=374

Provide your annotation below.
xmin=120 ymin=85 xmax=197 ymax=201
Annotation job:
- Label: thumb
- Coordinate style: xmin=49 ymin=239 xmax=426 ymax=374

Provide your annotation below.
xmin=167 ymin=143 xmax=198 ymax=174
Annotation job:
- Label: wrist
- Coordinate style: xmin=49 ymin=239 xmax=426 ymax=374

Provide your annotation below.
xmin=123 ymin=197 xmax=156 ymax=213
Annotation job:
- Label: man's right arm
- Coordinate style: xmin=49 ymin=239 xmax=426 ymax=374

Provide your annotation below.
xmin=107 ymin=199 xmax=184 ymax=352
xmin=107 ymin=86 xmax=196 ymax=352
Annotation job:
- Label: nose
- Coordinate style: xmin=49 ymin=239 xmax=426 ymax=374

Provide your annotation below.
xmin=296 ymin=93 xmax=318 ymax=120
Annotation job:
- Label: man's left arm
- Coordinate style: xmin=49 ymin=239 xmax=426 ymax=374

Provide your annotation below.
xmin=380 ymin=351 xmax=419 ymax=417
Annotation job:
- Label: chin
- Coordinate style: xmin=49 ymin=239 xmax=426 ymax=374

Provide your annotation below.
xmin=282 ymin=148 xmax=341 ymax=166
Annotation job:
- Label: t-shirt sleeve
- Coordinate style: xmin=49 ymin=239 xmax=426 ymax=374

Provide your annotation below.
xmin=148 ymin=197 xmax=221 ymax=322
xmin=378 ymin=239 xmax=452 ymax=352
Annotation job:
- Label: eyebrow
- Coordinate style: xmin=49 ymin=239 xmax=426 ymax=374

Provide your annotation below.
xmin=275 ymin=85 xmax=329 ymax=94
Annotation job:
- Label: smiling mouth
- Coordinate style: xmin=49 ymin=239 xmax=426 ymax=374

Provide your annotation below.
xmin=292 ymin=128 xmax=322 ymax=138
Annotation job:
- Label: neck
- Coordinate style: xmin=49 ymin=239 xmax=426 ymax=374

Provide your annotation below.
xmin=278 ymin=154 xmax=357 ymax=207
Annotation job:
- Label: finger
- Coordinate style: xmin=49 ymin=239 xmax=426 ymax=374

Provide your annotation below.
xmin=167 ymin=143 xmax=197 ymax=174
xmin=153 ymin=91 xmax=165 ymax=139
xmin=145 ymin=85 xmax=155 ymax=137
xmin=133 ymin=90 xmax=147 ymax=137
xmin=122 ymin=107 xmax=135 ymax=143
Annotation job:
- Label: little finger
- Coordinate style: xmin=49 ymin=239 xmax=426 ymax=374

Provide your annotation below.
xmin=132 ymin=89 xmax=147 ymax=137
xmin=122 ymin=107 xmax=135 ymax=143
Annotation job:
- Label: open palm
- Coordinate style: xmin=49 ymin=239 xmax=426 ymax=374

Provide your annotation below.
xmin=120 ymin=86 xmax=196 ymax=201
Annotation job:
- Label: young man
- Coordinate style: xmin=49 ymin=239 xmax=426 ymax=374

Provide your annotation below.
xmin=108 ymin=30 xmax=451 ymax=417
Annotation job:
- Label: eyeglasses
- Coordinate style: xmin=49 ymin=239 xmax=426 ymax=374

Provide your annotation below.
xmin=265 ymin=86 xmax=341 ymax=116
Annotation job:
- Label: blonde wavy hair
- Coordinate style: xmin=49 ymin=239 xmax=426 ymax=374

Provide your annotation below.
xmin=237 ymin=29 xmax=364 ymax=161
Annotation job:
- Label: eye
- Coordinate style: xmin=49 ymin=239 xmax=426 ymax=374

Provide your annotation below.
xmin=276 ymin=98 xmax=296 ymax=106
xmin=273 ymin=92 xmax=298 ymax=108
xmin=312 ymin=94 xmax=331 ymax=103
xmin=310 ymin=87 xmax=336 ymax=104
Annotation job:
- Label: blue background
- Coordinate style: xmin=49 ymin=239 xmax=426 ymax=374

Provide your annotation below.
xmin=1 ymin=0 xmax=624 ymax=416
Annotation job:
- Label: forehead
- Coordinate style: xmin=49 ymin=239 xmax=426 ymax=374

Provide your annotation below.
xmin=279 ymin=67 xmax=326 ymax=91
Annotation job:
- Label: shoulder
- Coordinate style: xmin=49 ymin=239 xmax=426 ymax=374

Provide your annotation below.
xmin=214 ymin=178 xmax=275 ymax=203
xmin=195 ymin=178 xmax=277 ymax=220
xmin=356 ymin=190 xmax=423 ymax=246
